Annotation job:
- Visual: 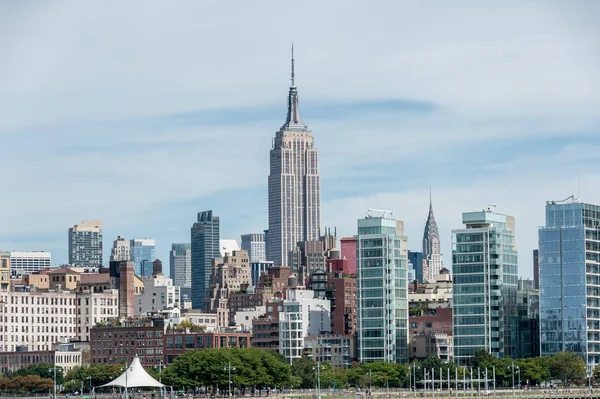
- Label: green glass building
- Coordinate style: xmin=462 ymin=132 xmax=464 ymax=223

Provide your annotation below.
xmin=357 ymin=214 xmax=408 ymax=363
xmin=452 ymin=208 xmax=519 ymax=365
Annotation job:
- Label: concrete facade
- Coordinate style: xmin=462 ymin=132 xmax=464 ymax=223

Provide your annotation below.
xmin=68 ymin=220 xmax=103 ymax=267
xmin=267 ymin=53 xmax=321 ymax=267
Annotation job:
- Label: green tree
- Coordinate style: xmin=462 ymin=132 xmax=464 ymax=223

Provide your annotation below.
xmin=9 ymin=363 xmax=64 ymax=385
xmin=593 ymin=365 xmax=600 ymax=383
xmin=162 ymin=348 xmax=290 ymax=391
xmin=471 ymin=349 xmax=495 ymax=369
xmin=291 ymin=357 xmax=317 ymax=389
xmin=549 ymin=351 xmax=586 ymax=386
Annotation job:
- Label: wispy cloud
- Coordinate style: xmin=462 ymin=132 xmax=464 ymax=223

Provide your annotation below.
xmin=0 ymin=1 xmax=598 ymax=274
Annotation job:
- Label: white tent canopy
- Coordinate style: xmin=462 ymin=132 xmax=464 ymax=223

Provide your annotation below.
xmin=100 ymin=356 xmax=165 ymax=388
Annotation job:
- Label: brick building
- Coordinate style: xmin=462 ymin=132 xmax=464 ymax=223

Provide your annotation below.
xmin=89 ymin=319 xmax=165 ymax=367
xmin=163 ymin=329 xmax=251 ymax=363
xmin=408 ymin=306 xmax=453 ymax=362
xmin=328 ymin=272 xmax=357 ymax=336
xmin=251 ymin=297 xmax=283 ymax=351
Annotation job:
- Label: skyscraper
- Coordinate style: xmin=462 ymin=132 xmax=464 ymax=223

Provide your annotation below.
xmin=539 ymin=199 xmax=600 ymax=370
xmin=68 ymin=220 xmax=103 ymax=267
xmin=191 ymin=210 xmax=220 ymax=309
xmin=130 ymin=238 xmax=156 ymax=276
xmin=356 ymin=212 xmax=408 ymax=363
xmin=267 ymin=47 xmax=321 ymax=267
xmin=241 ymin=233 xmax=266 ymax=262
xmin=422 ymin=194 xmax=443 ymax=280
xmin=110 ymin=236 xmax=130 ymax=262
xmin=452 ymin=206 xmax=518 ymax=365
xmin=407 ymin=251 xmax=425 ymax=283
xmin=170 ymin=243 xmax=192 ymax=298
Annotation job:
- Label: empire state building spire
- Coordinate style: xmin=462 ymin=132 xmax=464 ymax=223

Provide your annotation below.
xmin=281 ymin=44 xmax=307 ymax=132
xmin=268 ymin=46 xmax=321 ymax=268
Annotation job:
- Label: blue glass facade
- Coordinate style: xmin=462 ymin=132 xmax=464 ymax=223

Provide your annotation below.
xmin=130 ymin=239 xmax=156 ymax=276
xmin=539 ymin=202 xmax=600 ymax=370
xmin=408 ymin=251 xmax=424 ymax=283
xmin=191 ymin=210 xmax=220 ymax=309
xmin=452 ymin=210 xmax=519 ymax=365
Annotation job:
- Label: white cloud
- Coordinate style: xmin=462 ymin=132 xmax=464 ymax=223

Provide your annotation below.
xmin=0 ymin=1 xmax=599 ymax=268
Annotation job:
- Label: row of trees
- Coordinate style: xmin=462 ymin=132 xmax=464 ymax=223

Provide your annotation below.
xmin=161 ymin=347 xmax=290 ymax=391
xmin=2 ymin=349 xmax=593 ymax=394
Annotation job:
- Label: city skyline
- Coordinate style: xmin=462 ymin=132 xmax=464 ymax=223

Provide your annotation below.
xmin=1 ymin=2 xmax=599 ymax=279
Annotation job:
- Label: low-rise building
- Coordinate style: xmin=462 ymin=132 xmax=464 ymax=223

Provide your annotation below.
xmin=0 ymin=343 xmax=82 ymax=374
xmin=163 ymin=328 xmax=251 ymax=364
xmin=409 ymin=306 xmax=453 ymax=362
xmin=1 ymin=252 xmax=10 ymax=293
xmin=77 ymin=272 xmax=111 ymax=293
xmin=234 ymin=306 xmax=266 ymax=330
xmin=408 ymin=268 xmax=452 ymax=305
xmin=48 ymin=267 xmax=81 ymax=291
xmin=89 ymin=319 xmax=165 ymax=367
xmin=304 ymin=334 xmax=355 ymax=368
xmin=0 ymin=289 xmax=118 ymax=352
xmin=177 ymin=309 xmax=219 ymax=331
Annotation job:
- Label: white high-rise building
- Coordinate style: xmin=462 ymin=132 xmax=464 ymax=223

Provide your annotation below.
xmin=267 ymin=47 xmax=321 ymax=267
xmin=279 ymin=287 xmax=330 ymax=363
xmin=357 ymin=213 xmax=408 ymax=363
xmin=110 ymin=236 xmax=130 ymax=262
xmin=68 ymin=220 xmax=103 ymax=267
xmin=9 ymin=251 xmax=52 ymax=276
xmin=241 ymin=233 xmax=266 ymax=262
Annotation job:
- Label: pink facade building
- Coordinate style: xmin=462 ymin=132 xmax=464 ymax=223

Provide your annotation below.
xmin=339 ymin=237 xmax=357 ymax=275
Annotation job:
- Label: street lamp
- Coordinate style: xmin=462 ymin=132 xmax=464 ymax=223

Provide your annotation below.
xmin=367 ymin=369 xmax=372 ymax=395
xmin=508 ymin=363 xmax=515 ymax=397
xmin=121 ymin=360 xmax=131 ymax=399
xmin=413 ymin=365 xmax=418 ymax=397
xmin=158 ymin=359 xmax=166 ymax=383
xmin=48 ymin=364 xmax=57 ymax=399
xmin=87 ymin=376 xmax=92 ymax=396
xmin=313 ymin=362 xmax=325 ymax=399
xmin=224 ymin=362 xmax=236 ymax=398
xmin=516 ymin=366 xmax=520 ymax=393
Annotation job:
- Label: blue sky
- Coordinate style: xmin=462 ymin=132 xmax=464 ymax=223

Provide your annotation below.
xmin=1 ymin=1 xmax=599 ymax=278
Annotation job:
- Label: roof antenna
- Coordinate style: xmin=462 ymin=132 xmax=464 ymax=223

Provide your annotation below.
xmin=578 ymin=172 xmax=581 ymax=200
xmin=291 ymin=43 xmax=295 ymax=87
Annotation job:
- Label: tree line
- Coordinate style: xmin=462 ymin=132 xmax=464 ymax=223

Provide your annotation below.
xmin=1 ymin=349 xmax=593 ymax=394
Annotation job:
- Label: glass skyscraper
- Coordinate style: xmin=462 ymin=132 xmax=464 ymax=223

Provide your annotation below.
xmin=452 ymin=208 xmax=518 ymax=365
xmin=130 ymin=238 xmax=156 ymax=276
xmin=191 ymin=210 xmax=220 ymax=309
xmin=356 ymin=214 xmax=408 ymax=363
xmin=170 ymin=243 xmax=192 ymax=299
xmin=539 ymin=200 xmax=600 ymax=371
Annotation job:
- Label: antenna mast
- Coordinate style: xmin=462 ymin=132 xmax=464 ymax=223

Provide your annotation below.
xmin=291 ymin=43 xmax=295 ymax=87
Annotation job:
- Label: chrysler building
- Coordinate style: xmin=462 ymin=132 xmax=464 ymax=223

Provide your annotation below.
xmin=267 ymin=47 xmax=321 ymax=266
xmin=422 ymin=191 xmax=443 ymax=280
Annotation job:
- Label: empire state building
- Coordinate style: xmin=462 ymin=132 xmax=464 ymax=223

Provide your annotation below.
xmin=267 ymin=48 xmax=321 ymax=267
